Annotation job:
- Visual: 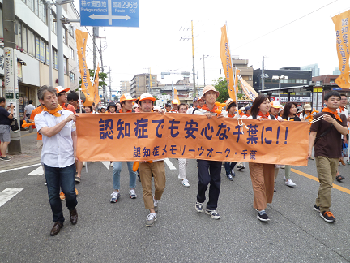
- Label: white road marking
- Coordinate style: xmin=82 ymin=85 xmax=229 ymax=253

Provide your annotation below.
xmin=0 ymin=188 xmax=23 ymax=207
xmin=28 ymin=166 xmax=44 ymax=175
xmin=0 ymin=163 xmax=41 ymax=174
xmin=164 ymin=158 xmax=177 ymax=170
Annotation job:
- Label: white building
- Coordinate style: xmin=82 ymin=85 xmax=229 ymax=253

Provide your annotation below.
xmin=0 ymin=0 xmax=80 ymax=119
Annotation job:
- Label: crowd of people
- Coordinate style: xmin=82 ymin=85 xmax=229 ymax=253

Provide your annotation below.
xmin=2 ymin=83 xmax=348 ymax=235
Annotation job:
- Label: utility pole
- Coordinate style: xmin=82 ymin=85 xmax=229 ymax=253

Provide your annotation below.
xmin=201 ymin=55 xmax=209 ymax=86
xmin=191 ymin=20 xmax=196 ymax=96
xmin=3 ymin=0 xmax=21 ymax=153
xmin=46 ymin=1 xmax=53 ymax=87
xmin=92 ymin=27 xmax=98 ymax=70
xmin=56 ymin=1 xmax=64 ymax=87
xmin=100 ymin=41 xmax=106 ymax=102
xmin=262 ymin=56 xmax=265 ymax=90
xmin=109 ymin=67 xmax=112 ymax=101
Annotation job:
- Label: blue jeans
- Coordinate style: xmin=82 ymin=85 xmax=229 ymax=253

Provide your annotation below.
xmin=112 ymin=162 xmax=137 ymax=190
xmin=224 ymin=162 xmax=237 ymax=175
xmin=45 ymin=164 xmax=77 ymax=223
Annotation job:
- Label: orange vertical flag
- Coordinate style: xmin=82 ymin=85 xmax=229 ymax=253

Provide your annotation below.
xmin=220 ymin=25 xmax=236 ymax=101
xmin=75 ymin=29 xmax=95 ymax=102
xmin=332 ymin=10 xmax=350 ymax=89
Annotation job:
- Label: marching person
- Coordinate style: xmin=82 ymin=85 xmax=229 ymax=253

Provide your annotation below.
xmin=280 ymin=102 xmax=299 ymax=188
xmin=224 ymin=98 xmax=238 ymax=181
xmin=0 ymin=97 xmax=14 ymax=161
xmin=309 ymin=91 xmax=348 ymax=223
xmin=34 ymin=85 xmax=78 ymax=236
xmin=106 ymin=102 xmax=117 ymax=114
xmin=138 ymin=93 xmax=166 ymax=227
xmin=110 ymin=93 xmax=138 ymax=203
xmin=194 ymin=85 xmax=222 ymax=220
xmin=248 ymin=94 xmax=277 ymax=222
xmin=186 ymin=97 xmax=199 ymax=114
xmin=335 ymin=93 xmax=349 ymax=182
xmin=197 ymin=97 xmax=205 ymax=109
xmin=56 ymin=86 xmax=76 ymax=114
xmin=177 ymin=103 xmax=190 ymax=187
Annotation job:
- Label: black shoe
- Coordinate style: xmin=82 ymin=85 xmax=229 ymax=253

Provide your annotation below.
xmin=336 ymin=175 xmax=344 ymax=182
xmin=227 ymin=173 xmax=233 ymax=181
xmin=320 ymin=211 xmax=335 ymax=223
xmin=75 ymin=176 xmax=81 ymax=183
xmin=50 ymin=222 xmax=63 ymax=236
xmin=70 ymin=209 xmax=78 ymax=225
xmin=257 ymin=210 xmax=270 ymax=222
xmin=313 ymin=204 xmax=320 ymax=213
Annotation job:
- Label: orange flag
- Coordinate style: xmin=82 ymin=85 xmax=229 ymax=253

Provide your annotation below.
xmin=220 ymin=25 xmax=236 ymax=101
xmin=332 ymin=10 xmax=350 ymax=89
xmin=75 ymin=29 xmax=95 ymax=102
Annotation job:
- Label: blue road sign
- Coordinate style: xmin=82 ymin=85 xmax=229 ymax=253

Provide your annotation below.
xmin=80 ymin=0 xmax=139 ymax=27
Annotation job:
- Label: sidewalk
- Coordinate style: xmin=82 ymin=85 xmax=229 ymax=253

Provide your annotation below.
xmin=0 ymin=130 xmax=41 ymax=171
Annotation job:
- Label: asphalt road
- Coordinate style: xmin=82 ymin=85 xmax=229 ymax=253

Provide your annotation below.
xmin=0 ymin=158 xmax=350 ymax=262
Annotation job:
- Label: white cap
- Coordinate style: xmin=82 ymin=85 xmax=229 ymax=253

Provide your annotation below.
xmin=139 ymin=93 xmax=156 ymax=102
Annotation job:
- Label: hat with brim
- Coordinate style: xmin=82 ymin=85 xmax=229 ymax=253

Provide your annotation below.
xmin=271 ymin=101 xmax=281 ymax=109
xmin=120 ymin=93 xmax=136 ymax=103
xmin=55 ymin=86 xmax=70 ymax=94
xmin=202 ymin=85 xmax=220 ymax=98
xmin=226 ymin=98 xmax=235 ymax=108
xmin=107 ymin=101 xmax=116 ymax=111
xmin=139 ymin=93 xmax=156 ymax=102
xmin=304 ymin=104 xmax=312 ymax=111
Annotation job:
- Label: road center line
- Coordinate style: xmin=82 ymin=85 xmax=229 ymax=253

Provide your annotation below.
xmin=0 ymin=188 xmax=23 ymax=207
xmin=291 ymin=168 xmax=350 ymax=195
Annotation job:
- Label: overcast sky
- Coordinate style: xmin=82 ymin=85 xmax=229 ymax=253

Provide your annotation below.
xmin=77 ymin=0 xmax=350 ymax=90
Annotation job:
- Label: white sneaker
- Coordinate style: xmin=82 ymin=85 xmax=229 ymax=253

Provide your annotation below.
xmin=83 ymin=162 xmax=86 ymax=167
xmin=285 ymin=179 xmax=296 ymax=188
xmin=129 ymin=189 xmax=137 ymax=199
xmin=181 ymin=179 xmax=190 ymax=187
xmin=146 ymin=213 xmax=157 ymax=227
xmin=153 ymin=196 xmax=159 ymax=212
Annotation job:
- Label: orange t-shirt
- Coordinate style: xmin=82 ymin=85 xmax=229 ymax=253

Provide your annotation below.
xmin=30 ymin=106 xmax=43 ymax=141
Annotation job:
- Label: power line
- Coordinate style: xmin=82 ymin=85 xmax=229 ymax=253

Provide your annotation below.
xmin=233 ymin=0 xmax=340 ymax=50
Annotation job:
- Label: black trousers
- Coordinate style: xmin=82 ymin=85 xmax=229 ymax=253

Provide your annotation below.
xmin=197 ymin=160 xmax=221 ymax=210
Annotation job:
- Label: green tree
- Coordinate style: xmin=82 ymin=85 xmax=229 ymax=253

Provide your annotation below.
xmin=214 ymin=77 xmax=244 ymax=102
xmin=77 ymin=69 xmax=108 ymax=92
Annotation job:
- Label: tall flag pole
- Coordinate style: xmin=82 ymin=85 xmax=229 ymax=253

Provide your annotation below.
xmin=220 ymin=23 xmax=236 ymax=101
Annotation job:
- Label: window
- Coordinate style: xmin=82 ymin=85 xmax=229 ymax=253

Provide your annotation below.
xmin=15 ymin=20 xmax=22 ymax=49
xmin=330 ymin=79 xmax=336 ymax=84
xmin=70 ymin=47 xmax=75 ymax=59
xmin=27 ymin=0 xmax=33 ymax=11
xmin=53 ymin=49 xmax=58 ymax=69
xmin=46 ymin=44 xmax=49 ymax=65
xmin=70 ymin=72 xmax=75 ymax=82
xmin=62 ymin=27 xmax=67 ymax=45
xmin=28 ymin=30 xmax=35 ymax=56
xmin=34 ymin=0 xmax=38 ymax=15
xmin=303 ymin=79 xmax=308 ymax=84
xmin=52 ymin=15 xmax=57 ymax=34
xmin=69 ymin=25 xmax=75 ymax=38
xmin=35 ymin=36 xmax=40 ymax=60
xmin=22 ymin=27 xmax=27 ymax=52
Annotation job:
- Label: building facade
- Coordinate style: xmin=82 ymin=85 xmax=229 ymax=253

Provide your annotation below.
xmin=0 ymin=0 xmax=80 ymax=121
xmin=130 ymin=73 xmax=158 ymax=98
xmin=253 ymin=67 xmax=312 ymax=91
xmin=232 ymin=58 xmax=253 ymax=87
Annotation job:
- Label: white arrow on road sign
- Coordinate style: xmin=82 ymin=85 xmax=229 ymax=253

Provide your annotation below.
xmin=88 ymin=0 xmax=130 ymax=25
xmin=88 ymin=14 xmax=131 ymax=25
